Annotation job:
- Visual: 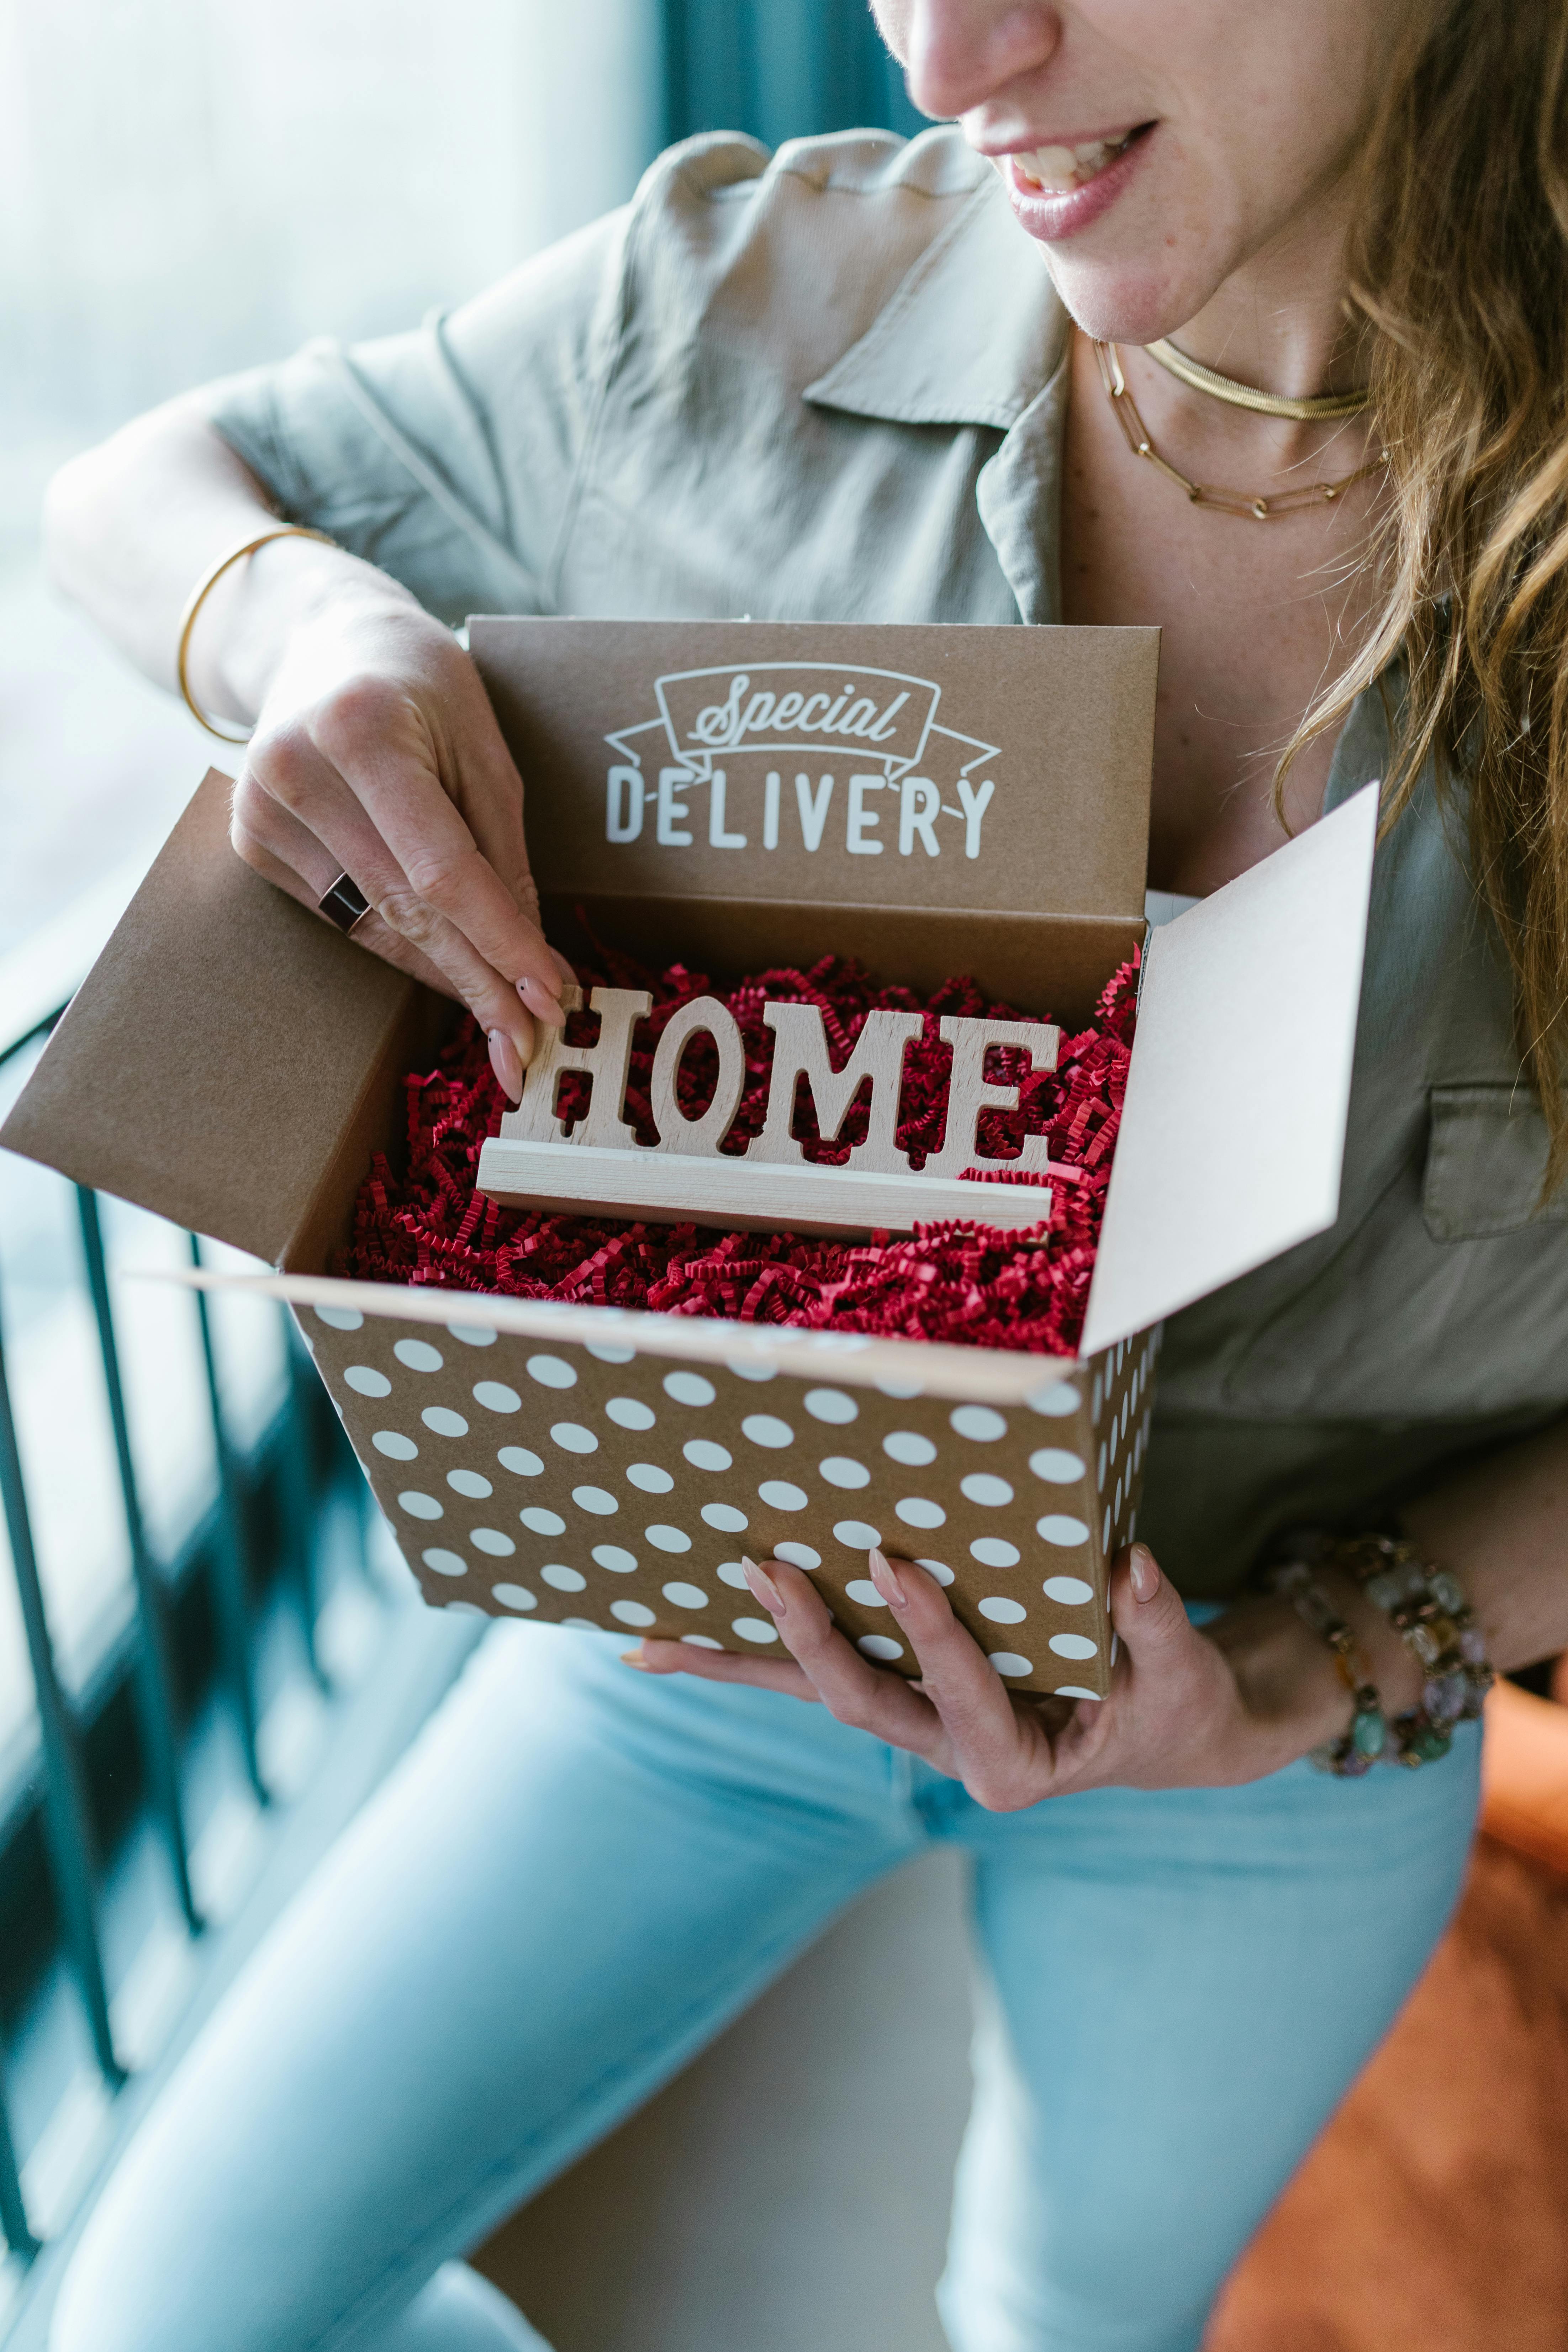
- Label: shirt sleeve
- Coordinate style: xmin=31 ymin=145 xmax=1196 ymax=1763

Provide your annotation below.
xmin=202 ymin=205 xmax=632 ymax=628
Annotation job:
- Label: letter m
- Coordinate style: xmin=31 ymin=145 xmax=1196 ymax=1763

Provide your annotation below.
xmin=747 ymin=1004 xmax=923 ymax=1172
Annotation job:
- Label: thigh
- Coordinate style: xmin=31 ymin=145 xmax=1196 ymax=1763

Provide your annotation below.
xmin=50 ymin=1625 xmax=917 ymax=2352
xmin=938 ymin=1729 xmax=1482 ymax=2352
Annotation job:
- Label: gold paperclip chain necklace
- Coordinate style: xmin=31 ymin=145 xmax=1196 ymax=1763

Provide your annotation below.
xmin=1092 ymin=339 xmax=1389 ymax=522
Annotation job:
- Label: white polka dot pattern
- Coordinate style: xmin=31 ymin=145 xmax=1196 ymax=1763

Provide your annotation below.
xmin=1043 ymin=1575 xmax=1094 ymax=1605
xmin=422 ymin=1405 xmax=469 ymax=1438
xmin=316 ymin=1305 xmax=364 ymax=1331
xmin=627 ymin=1464 xmax=673 ymax=1494
xmin=683 ymin=1440 xmax=732 ymax=1471
xmin=472 ymin=1381 xmax=521 ymax=1414
xmin=550 ymin=1422 xmax=598 ymax=1454
xmin=804 ymin=1387 xmax=858 ymax=1424
xmin=447 ymin=1322 xmax=497 ymax=1347
xmin=971 ymin=1537 xmax=1020 ymax=1569
xmin=497 ymin=1447 xmax=544 ymax=1476
xmin=950 ymin=1405 xmax=1006 ymax=1442
xmin=316 ymin=1312 xmax=1146 ymax=1698
xmin=858 ymin=1634 xmax=904 ymax=1661
xmin=742 ymin=1414 xmax=794 ymax=1449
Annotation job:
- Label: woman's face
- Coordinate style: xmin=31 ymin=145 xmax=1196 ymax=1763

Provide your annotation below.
xmin=872 ymin=0 xmax=1415 ymax=340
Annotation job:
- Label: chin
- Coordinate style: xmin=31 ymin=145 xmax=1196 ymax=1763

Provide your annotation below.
xmin=1035 ymin=251 xmax=1230 ymax=349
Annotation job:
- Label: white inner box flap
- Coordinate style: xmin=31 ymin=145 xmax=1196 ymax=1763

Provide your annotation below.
xmin=1081 ymin=783 xmax=1379 ymax=1357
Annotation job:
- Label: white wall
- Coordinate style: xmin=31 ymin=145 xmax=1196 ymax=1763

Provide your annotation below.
xmin=0 ymin=0 xmax=663 ymax=959
xmin=0 ymin=0 xmax=664 ymax=437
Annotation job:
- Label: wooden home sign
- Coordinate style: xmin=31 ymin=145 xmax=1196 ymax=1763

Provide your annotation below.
xmin=476 ymin=986 xmax=1061 ymax=1237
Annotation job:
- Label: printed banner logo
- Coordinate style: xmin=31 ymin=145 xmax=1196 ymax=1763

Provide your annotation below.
xmin=606 ymin=663 xmax=997 ymax=781
xmin=600 ymin=660 xmax=1002 ymax=863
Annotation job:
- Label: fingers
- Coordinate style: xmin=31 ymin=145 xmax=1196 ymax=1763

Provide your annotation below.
xmin=1107 ymin=1542 xmax=1194 ymax=1670
xmin=741 ymin=1558 xmax=955 ymax=1765
xmin=859 ymin=1550 xmax=1048 ymax=1807
xmin=308 ymin=678 xmax=566 ymax=1011
xmin=621 ymin=1640 xmax=821 ymax=1700
xmin=232 ymin=752 xmax=542 ymax=1093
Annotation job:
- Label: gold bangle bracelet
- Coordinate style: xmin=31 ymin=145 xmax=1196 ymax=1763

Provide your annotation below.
xmin=175 ymin=523 xmax=340 ymax=745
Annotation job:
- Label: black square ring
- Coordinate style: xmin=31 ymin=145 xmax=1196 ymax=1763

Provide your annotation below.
xmin=318 ymin=873 xmax=372 ymax=934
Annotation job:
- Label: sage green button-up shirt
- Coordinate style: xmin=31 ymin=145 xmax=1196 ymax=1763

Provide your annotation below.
xmin=208 ymin=127 xmax=1568 ymax=1596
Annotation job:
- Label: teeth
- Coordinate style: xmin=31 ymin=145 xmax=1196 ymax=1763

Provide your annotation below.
xmin=1014 ymin=135 xmax=1129 ymax=194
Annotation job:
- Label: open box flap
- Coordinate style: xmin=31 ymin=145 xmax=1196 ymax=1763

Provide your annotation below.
xmin=471 ymin=617 xmax=1158 ymax=926
xmin=0 ymin=770 xmax=418 ymax=1264
xmin=1080 ymin=783 xmax=1379 ymax=1358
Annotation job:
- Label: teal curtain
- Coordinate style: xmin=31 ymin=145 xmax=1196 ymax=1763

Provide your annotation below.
xmin=661 ymin=0 xmax=926 ymax=150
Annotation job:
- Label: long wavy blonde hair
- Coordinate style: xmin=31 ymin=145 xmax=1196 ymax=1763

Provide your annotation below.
xmin=1283 ymin=0 xmax=1568 ymax=1189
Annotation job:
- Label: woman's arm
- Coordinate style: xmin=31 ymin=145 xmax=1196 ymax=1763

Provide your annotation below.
xmin=1401 ymin=1417 xmax=1568 ymax=1674
xmin=628 ymin=1417 xmax=1568 ymax=1810
xmin=43 ymin=398 xmax=567 ymax=1089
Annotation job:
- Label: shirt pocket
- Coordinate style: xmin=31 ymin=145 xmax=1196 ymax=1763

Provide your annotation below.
xmin=1423 ymin=1084 xmax=1568 ymax=1241
xmin=1215 ymin=1085 xmax=1568 ymax=1420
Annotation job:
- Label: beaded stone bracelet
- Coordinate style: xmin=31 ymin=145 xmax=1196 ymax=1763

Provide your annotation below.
xmin=1331 ymin=1534 xmax=1494 ymax=1767
xmin=1266 ymin=1558 xmax=1388 ymax=1776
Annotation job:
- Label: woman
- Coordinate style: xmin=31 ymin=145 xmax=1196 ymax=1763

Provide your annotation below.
xmin=41 ymin=2 xmax=1568 ymax=2347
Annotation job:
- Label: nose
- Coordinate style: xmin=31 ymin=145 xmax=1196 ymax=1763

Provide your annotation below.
xmin=896 ymin=0 xmax=1062 ymax=122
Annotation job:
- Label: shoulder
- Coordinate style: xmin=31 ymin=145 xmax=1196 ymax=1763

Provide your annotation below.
xmin=619 ymin=126 xmax=997 ymax=360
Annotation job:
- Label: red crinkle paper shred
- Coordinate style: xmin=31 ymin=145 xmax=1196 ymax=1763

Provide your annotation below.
xmin=337 ymin=946 xmax=1138 ymax=1359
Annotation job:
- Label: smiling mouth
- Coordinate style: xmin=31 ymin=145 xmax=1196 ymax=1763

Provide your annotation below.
xmin=1011 ymin=126 xmax=1150 ymax=194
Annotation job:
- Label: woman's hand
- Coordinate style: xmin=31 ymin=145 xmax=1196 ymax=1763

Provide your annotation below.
xmin=625 ymin=1545 xmax=1421 ymax=1810
xmin=228 ymin=560 xmax=571 ymax=1098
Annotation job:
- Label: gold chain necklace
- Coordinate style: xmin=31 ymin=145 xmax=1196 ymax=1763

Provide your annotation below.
xmin=1093 ymin=340 xmax=1388 ymax=521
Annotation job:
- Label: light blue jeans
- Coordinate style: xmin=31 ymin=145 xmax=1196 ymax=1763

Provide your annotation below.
xmin=50 ymin=1619 xmax=1480 ymax=2352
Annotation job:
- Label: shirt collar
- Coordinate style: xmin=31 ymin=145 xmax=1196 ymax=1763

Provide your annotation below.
xmin=802 ymin=167 xmax=1069 ymax=432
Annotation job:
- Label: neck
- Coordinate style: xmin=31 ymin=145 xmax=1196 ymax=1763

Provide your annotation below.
xmin=1163 ymin=184 xmax=1363 ymax=408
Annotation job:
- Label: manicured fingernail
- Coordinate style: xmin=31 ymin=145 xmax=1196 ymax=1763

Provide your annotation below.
xmin=518 ymin=977 xmax=565 ymax=1028
xmin=1130 ymin=1545 xmax=1158 ymax=1602
xmin=619 ymin=1645 xmax=653 ymax=1671
xmin=742 ymin=1555 xmax=783 ymax=1612
xmin=868 ymin=1547 xmax=907 ymax=1607
xmin=487 ymin=1028 xmax=524 ymax=1103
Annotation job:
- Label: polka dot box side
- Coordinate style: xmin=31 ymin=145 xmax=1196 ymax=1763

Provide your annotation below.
xmin=300 ymin=1307 xmax=1164 ymax=1702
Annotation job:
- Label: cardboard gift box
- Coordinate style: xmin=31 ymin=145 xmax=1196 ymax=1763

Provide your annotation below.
xmin=0 ymin=620 xmax=1377 ymax=1698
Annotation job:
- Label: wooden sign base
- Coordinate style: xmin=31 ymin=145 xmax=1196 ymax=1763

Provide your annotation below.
xmin=475 ymin=1136 xmax=1054 ymax=1238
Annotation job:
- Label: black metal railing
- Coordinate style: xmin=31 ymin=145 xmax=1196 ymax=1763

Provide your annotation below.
xmin=0 ymin=1005 xmax=373 ymax=2277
